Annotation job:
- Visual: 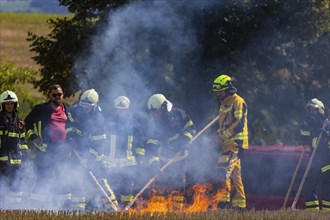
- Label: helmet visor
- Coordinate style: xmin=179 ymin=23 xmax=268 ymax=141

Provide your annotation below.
xmin=212 ymin=83 xmax=228 ymax=92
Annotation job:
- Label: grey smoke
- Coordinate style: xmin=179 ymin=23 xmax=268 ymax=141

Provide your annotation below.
xmin=72 ymin=0 xmax=225 ymax=201
xmin=1 ymin=0 xmax=273 ymax=210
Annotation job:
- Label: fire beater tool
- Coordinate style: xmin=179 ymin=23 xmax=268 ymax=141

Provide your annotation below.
xmin=73 ymin=148 xmax=119 ymax=211
xmin=124 ymin=115 xmax=220 ymax=210
xmin=291 ymin=119 xmax=329 ymax=209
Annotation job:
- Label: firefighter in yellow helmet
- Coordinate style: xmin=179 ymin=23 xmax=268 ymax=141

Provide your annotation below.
xmin=299 ymin=98 xmax=330 ymax=211
xmin=0 ymin=90 xmax=28 ymax=209
xmin=212 ymin=74 xmax=248 ymax=210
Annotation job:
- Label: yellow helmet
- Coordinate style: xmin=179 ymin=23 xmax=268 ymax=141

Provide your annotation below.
xmin=212 ymin=75 xmax=236 ymax=92
xmin=114 ymin=96 xmax=130 ymax=109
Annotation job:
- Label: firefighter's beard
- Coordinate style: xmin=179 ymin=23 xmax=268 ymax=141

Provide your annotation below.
xmin=215 ymin=91 xmax=227 ymax=102
xmin=216 ymin=95 xmax=226 ymax=103
xmin=51 ymin=99 xmax=62 ymax=108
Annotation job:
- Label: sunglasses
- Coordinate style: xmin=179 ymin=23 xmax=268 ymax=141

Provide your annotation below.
xmin=52 ymin=93 xmax=63 ymax=98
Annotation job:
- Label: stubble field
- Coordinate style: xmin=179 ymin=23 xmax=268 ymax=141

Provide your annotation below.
xmin=1 ymin=209 xmax=330 ymax=220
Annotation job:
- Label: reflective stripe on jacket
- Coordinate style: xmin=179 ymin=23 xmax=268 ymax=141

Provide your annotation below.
xmin=24 ymin=101 xmax=74 ymax=151
xmin=146 ymin=108 xmax=196 ymax=163
xmin=104 ymin=134 xmax=137 ymax=167
xmin=0 ymin=111 xmax=27 ymax=165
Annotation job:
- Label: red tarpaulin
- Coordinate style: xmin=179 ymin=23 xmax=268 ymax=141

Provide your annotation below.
xmin=242 ymin=145 xmax=310 ymax=210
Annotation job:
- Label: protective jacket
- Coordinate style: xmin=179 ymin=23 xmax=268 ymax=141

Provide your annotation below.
xmin=0 ymin=110 xmax=28 ymax=208
xmin=101 ymin=114 xmax=145 ymax=168
xmin=97 ymin=113 xmax=145 ymax=206
xmin=0 ymin=111 xmax=28 ymax=168
xmin=145 ymin=108 xmax=196 ymax=164
xmin=300 ymin=115 xmax=330 ymax=211
xmin=217 ymin=93 xmax=248 ymax=209
xmin=218 ymin=93 xmax=248 ymax=152
xmin=25 ymin=101 xmax=74 ymax=152
xmin=70 ymin=105 xmax=107 ymax=154
xmin=300 ymin=114 xmax=329 ymax=163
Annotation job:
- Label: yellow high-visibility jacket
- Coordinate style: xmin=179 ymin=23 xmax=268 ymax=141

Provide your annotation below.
xmin=218 ymin=93 xmax=248 ymax=152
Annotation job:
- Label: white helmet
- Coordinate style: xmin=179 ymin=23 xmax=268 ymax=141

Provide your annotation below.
xmin=114 ymin=96 xmax=130 ymax=109
xmin=305 ymin=98 xmax=325 ymax=115
xmin=79 ymin=89 xmax=99 ymax=106
xmin=147 ymin=94 xmax=172 ymax=112
xmin=0 ymin=90 xmax=19 ymax=107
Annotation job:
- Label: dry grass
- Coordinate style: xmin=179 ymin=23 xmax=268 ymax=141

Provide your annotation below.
xmin=0 ymin=12 xmax=68 ymax=70
xmin=0 ymin=209 xmax=329 ymax=220
xmin=0 ymin=12 xmax=72 ymax=102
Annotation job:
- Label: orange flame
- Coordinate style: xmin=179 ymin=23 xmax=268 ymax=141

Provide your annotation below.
xmin=130 ymin=182 xmax=227 ymax=213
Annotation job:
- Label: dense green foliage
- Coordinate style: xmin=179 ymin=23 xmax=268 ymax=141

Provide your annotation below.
xmin=27 ymin=0 xmax=130 ymax=96
xmin=0 ymin=62 xmax=38 ymax=118
xmin=27 ymin=0 xmax=330 ymax=145
xmin=0 ymin=62 xmax=34 ymax=89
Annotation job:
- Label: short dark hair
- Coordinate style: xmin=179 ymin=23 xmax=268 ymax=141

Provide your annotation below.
xmin=48 ymin=84 xmax=63 ymax=95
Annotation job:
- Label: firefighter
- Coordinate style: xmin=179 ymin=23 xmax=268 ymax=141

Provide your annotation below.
xmin=68 ymin=88 xmax=110 ymax=211
xmin=145 ymin=93 xmax=196 ymax=210
xmin=300 ymin=98 xmax=330 ymax=211
xmin=0 ymin=90 xmax=28 ymax=209
xmin=24 ymin=84 xmax=75 ymax=209
xmin=95 ymin=96 xmax=145 ymax=209
xmin=70 ymin=89 xmax=107 ymax=156
xmin=212 ymin=74 xmax=248 ymax=210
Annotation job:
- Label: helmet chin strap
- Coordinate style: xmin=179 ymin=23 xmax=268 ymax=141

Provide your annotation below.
xmin=227 ymin=86 xmax=237 ymax=94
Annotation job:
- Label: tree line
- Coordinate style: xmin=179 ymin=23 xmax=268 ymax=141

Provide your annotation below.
xmin=25 ymin=0 xmax=329 ymax=145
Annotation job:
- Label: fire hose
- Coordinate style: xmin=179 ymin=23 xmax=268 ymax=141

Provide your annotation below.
xmin=124 ymin=115 xmax=220 ymax=210
xmin=291 ymin=119 xmax=329 ymax=209
xmin=72 ymin=149 xmax=119 ymax=211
